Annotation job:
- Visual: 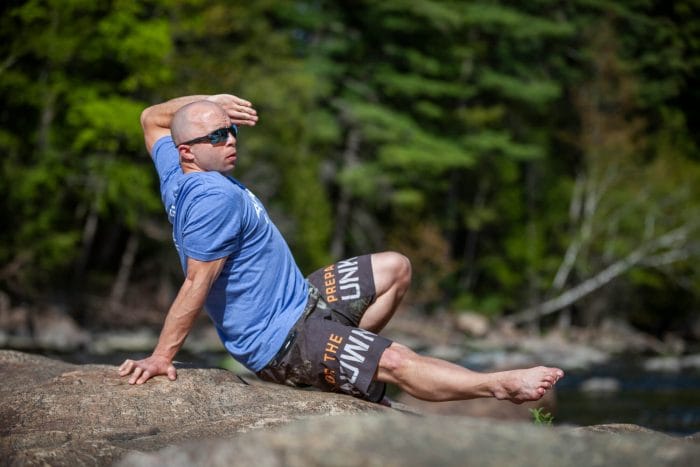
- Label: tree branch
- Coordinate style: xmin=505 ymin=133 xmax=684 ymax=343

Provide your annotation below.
xmin=508 ymin=225 xmax=695 ymax=324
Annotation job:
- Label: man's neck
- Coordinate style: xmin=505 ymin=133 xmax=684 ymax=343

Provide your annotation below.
xmin=181 ymin=163 xmax=231 ymax=176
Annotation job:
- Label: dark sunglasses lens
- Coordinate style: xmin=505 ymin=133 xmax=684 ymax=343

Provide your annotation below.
xmin=209 ymin=128 xmax=228 ymax=144
xmin=209 ymin=126 xmax=238 ymax=144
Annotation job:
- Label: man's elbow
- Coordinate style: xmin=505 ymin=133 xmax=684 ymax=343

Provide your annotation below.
xmin=140 ymin=106 xmax=156 ymax=132
xmin=140 ymin=106 xmax=165 ymax=156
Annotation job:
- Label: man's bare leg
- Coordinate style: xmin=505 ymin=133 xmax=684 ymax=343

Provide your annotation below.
xmin=359 ymin=254 xmax=564 ymax=402
xmin=376 ymin=343 xmax=564 ymax=403
xmin=358 ymin=252 xmax=412 ymax=333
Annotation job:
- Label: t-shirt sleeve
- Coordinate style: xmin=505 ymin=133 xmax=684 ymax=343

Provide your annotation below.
xmin=181 ymin=190 xmax=242 ymax=261
xmin=152 ymin=136 xmax=180 ymax=187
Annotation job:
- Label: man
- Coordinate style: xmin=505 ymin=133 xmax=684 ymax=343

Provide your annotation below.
xmin=119 ymin=93 xmax=564 ymax=404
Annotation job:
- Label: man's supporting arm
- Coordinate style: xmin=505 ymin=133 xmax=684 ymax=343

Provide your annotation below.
xmin=140 ymin=93 xmax=258 ymax=154
xmin=118 ymin=256 xmax=227 ymax=385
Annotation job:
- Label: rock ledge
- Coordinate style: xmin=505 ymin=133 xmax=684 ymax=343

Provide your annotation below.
xmin=2 ymin=350 xmax=698 ymax=467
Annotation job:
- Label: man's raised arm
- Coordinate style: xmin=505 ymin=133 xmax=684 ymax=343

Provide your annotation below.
xmin=140 ymin=93 xmax=258 ymax=154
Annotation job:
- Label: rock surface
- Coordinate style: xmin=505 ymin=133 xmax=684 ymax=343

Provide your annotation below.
xmin=2 ymin=350 xmax=699 ymax=467
xmin=119 ymin=414 xmax=700 ymax=467
xmin=0 ymin=350 xmax=386 ymax=466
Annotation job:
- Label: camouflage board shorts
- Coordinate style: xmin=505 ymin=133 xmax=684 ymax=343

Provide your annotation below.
xmin=256 ymin=255 xmax=392 ymax=402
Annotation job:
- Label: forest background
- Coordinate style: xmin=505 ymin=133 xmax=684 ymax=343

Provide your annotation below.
xmin=1 ymin=0 xmax=699 ymax=344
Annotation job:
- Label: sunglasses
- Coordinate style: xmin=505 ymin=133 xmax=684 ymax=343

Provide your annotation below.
xmin=179 ymin=124 xmax=238 ymax=146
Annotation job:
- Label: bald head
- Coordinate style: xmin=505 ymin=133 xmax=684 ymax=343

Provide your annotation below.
xmin=171 ymin=100 xmax=227 ymax=145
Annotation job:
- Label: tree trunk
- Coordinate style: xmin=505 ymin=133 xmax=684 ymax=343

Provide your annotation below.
xmin=330 ymin=128 xmax=361 ymax=259
xmin=108 ymin=233 xmax=140 ymax=316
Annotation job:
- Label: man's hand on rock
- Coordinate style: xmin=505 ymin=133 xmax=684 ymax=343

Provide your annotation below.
xmin=118 ymin=355 xmax=177 ymax=385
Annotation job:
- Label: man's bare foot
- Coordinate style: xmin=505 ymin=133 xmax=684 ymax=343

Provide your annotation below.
xmin=491 ymin=366 xmax=564 ymax=404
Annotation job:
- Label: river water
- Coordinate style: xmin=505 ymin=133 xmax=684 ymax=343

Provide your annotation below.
xmin=553 ymin=361 xmax=700 ymax=435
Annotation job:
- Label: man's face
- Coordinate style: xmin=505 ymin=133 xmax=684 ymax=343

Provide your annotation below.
xmin=181 ymin=109 xmax=238 ymax=174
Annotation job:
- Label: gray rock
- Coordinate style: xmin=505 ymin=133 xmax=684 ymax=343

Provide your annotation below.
xmin=463 ymin=332 xmax=611 ymax=371
xmin=643 ymin=356 xmax=683 ymax=372
xmin=578 ymin=423 xmax=671 ymax=435
xmin=517 ymin=336 xmax=610 ymax=370
xmin=88 ymin=329 xmax=158 ymax=354
xmin=454 ymin=311 xmax=491 ymax=337
xmin=3 ymin=350 xmax=699 ymax=467
xmin=0 ymin=305 xmax=90 ymax=352
xmin=118 ymin=413 xmax=700 ymax=467
xmin=31 ymin=306 xmax=91 ymax=352
xmin=459 ymin=349 xmax=540 ymax=370
xmin=579 ymin=377 xmax=622 ymax=393
xmin=681 ymin=354 xmax=700 ymax=370
xmin=423 ymin=344 xmax=465 ymax=361
xmin=0 ymin=350 xmax=386 ymax=466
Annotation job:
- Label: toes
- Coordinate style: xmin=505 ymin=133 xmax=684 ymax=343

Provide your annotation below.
xmin=545 ymin=368 xmax=564 ymax=383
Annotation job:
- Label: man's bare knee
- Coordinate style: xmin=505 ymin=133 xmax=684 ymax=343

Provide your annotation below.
xmin=372 ymin=252 xmax=412 ymax=295
xmin=388 ymin=252 xmax=412 ymax=287
xmin=377 ymin=343 xmax=416 ymax=383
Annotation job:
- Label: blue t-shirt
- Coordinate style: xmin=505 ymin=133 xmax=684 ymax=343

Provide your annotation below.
xmin=152 ymin=136 xmax=308 ymax=371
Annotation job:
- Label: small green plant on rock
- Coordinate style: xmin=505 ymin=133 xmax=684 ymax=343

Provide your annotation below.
xmin=529 ymin=407 xmax=554 ymax=426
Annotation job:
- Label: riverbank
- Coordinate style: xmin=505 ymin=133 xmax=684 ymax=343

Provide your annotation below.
xmin=4 ymin=350 xmax=699 ymax=467
xmin=383 ymin=310 xmax=700 ymax=435
xmin=3 ymin=304 xmax=700 ymax=434
xmin=6 ymin=305 xmax=700 ymax=375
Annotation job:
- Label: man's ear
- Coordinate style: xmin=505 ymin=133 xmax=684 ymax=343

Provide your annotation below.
xmin=178 ymin=145 xmax=195 ymax=163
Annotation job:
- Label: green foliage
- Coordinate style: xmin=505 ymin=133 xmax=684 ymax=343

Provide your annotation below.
xmin=1 ymin=0 xmax=699 ymax=335
xmin=530 ymin=407 xmax=555 ymax=426
xmin=478 ymin=70 xmax=561 ymax=107
xmin=0 ymin=0 xmax=171 ymax=294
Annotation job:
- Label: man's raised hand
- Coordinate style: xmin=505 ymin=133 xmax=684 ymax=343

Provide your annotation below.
xmin=207 ymin=94 xmax=259 ymax=127
xmin=118 ymin=355 xmax=177 ymax=385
